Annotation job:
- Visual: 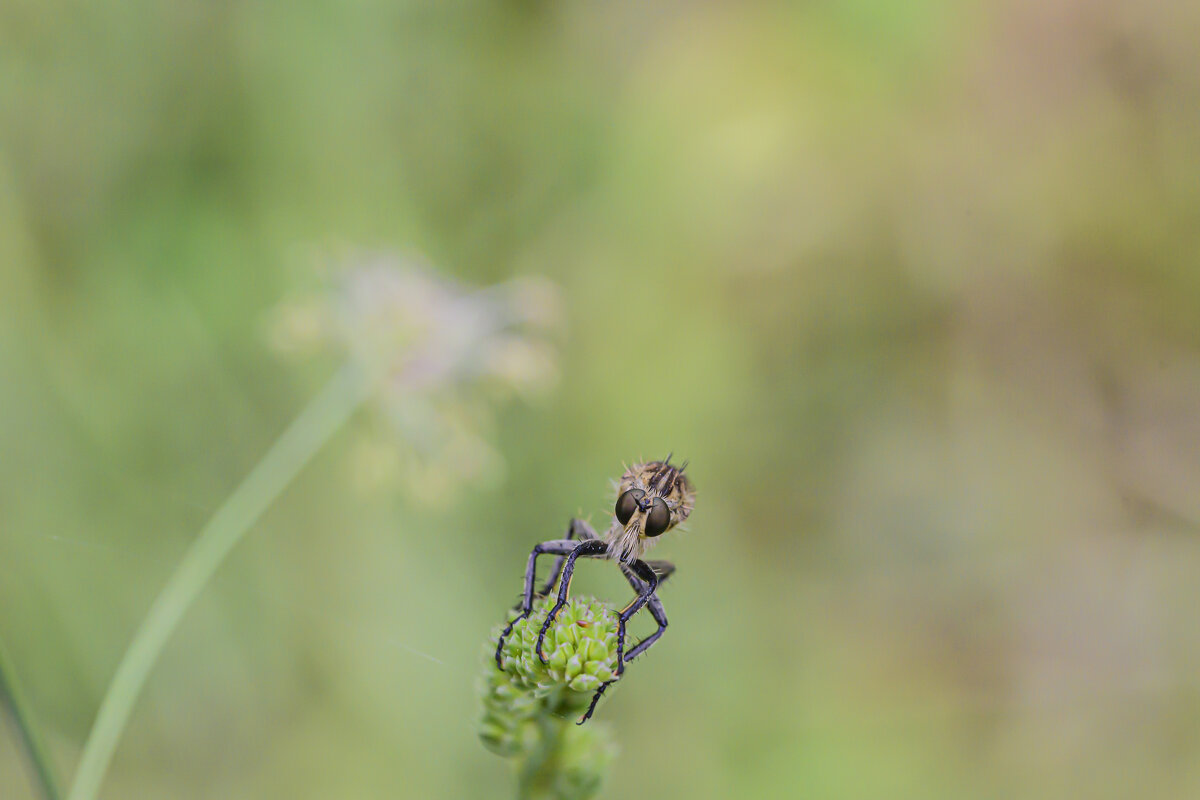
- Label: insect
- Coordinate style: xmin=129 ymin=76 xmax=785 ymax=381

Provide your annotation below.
xmin=494 ymin=457 xmax=695 ymax=724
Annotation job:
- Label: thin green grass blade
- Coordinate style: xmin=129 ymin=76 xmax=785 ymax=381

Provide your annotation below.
xmin=67 ymin=362 xmax=370 ymax=800
xmin=1 ymin=636 xmax=63 ymax=800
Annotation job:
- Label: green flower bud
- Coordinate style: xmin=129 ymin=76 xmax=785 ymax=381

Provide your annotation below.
xmin=569 ymin=674 xmax=601 ymax=693
xmin=479 ymin=593 xmax=623 ymax=798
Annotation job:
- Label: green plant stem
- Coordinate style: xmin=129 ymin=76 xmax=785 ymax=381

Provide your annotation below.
xmin=0 ymin=636 xmax=63 ymax=800
xmin=67 ymin=362 xmax=370 ymax=800
xmin=516 ymin=715 xmax=566 ymax=800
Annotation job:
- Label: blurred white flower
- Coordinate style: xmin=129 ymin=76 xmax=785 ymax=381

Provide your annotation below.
xmin=269 ymin=254 xmax=562 ymax=503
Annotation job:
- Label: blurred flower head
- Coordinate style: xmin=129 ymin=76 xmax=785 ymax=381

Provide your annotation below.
xmin=269 ymin=254 xmax=563 ymax=503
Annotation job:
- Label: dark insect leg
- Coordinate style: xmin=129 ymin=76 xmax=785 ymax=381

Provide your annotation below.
xmin=623 ymin=601 xmax=667 ymax=663
xmin=536 ymin=539 xmax=607 ymax=661
xmin=494 ymin=538 xmax=577 ymax=669
xmin=577 ymin=679 xmax=615 ymax=725
xmin=611 ymin=559 xmax=659 ymax=676
xmin=618 ymin=559 xmax=671 ymax=662
xmin=577 ymin=559 xmax=666 ymax=724
xmin=536 ymin=519 xmax=600 ymax=597
xmin=641 ymin=559 xmax=676 ymax=583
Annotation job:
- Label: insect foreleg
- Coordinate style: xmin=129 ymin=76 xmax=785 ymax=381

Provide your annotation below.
xmin=494 ymin=538 xmax=576 ymax=669
xmin=537 ymin=519 xmax=601 ymax=597
xmin=535 ymin=539 xmax=606 ymax=662
xmin=618 ymin=562 xmax=669 ymax=664
xmin=612 ymin=559 xmax=659 ymax=676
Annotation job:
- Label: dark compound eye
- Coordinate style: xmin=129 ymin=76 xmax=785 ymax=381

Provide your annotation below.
xmin=615 ymin=489 xmax=645 ymax=525
xmin=644 ymin=498 xmax=671 ymax=537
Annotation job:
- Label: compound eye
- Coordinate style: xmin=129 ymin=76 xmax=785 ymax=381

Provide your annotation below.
xmin=644 ymin=498 xmax=671 ymax=537
xmin=615 ymin=489 xmax=645 ymax=525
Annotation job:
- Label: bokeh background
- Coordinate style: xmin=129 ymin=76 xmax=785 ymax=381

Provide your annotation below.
xmin=3 ymin=1 xmax=1200 ymax=798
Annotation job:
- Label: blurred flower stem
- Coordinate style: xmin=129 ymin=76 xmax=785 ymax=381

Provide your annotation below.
xmin=1 ymin=636 xmax=63 ymax=800
xmin=66 ymin=362 xmax=371 ymax=800
xmin=517 ymin=716 xmax=570 ymax=800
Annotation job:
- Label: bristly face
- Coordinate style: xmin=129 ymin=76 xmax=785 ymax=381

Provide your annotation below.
xmin=605 ymin=458 xmax=695 ymax=563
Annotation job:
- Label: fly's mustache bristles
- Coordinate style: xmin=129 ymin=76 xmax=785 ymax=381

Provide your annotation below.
xmin=606 ymin=520 xmax=643 ymax=563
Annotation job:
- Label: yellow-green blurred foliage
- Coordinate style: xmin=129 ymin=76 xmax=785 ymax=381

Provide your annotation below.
xmin=3 ymin=1 xmax=1200 ymax=798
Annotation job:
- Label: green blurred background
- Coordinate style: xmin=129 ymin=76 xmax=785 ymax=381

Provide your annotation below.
xmin=3 ymin=1 xmax=1200 ymax=798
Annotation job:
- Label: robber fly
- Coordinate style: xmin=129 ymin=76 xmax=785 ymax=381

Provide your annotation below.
xmin=494 ymin=457 xmax=695 ymax=723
